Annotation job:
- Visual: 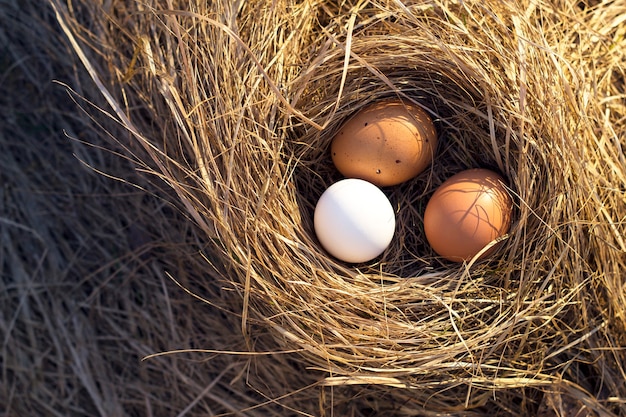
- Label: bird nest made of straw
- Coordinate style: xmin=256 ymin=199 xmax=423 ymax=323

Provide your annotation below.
xmin=53 ymin=0 xmax=626 ymax=414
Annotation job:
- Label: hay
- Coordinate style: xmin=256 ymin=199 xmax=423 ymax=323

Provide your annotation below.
xmin=1 ymin=2 xmax=320 ymax=416
xmin=7 ymin=0 xmax=625 ymax=415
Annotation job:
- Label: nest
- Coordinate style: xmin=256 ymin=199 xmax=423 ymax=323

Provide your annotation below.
xmin=46 ymin=0 xmax=626 ymax=415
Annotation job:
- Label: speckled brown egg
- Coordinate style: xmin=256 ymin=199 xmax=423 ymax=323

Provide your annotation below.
xmin=423 ymin=169 xmax=513 ymax=262
xmin=331 ymin=99 xmax=437 ymax=187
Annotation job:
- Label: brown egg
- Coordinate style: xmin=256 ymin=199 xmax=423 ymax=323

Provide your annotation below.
xmin=423 ymin=169 xmax=512 ymax=262
xmin=331 ymin=99 xmax=437 ymax=187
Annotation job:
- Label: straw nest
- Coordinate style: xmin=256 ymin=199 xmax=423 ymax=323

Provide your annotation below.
xmin=40 ymin=0 xmax=626 ymax=415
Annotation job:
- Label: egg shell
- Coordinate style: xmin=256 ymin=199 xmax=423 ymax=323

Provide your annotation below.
xmin=331 ymin=99 xmax=437 ymax=187
xmin=314 ymin=179 xmax=395 ymax=263
xmin=423 ymin=169 xmax=512 ymax=262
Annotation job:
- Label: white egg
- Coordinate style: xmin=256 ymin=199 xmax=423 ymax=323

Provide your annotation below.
xmin=314 ymin=179 xmax=395 ymax=263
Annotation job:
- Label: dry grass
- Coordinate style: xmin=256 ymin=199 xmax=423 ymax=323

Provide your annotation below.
xmin=2 ymin=0 xmax=626 ymax=415
xmin=1 ymin=1 xmax=320 ymax=416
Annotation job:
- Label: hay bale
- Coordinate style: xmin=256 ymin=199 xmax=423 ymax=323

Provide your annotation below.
xmin=50 ymin=0 xmax=625 ymax=415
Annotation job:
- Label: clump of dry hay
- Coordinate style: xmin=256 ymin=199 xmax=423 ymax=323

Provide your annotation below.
xmin=47 ymin=0 xmax=625 ymax=415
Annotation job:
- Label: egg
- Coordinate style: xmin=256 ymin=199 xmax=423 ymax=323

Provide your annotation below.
xmin=423 ymin=169 xmax=512 ymax=262
xmin=314 ymin=179 xmax=395 ymax=263
xmin=331 ymin=99 xmax=437 ymax=187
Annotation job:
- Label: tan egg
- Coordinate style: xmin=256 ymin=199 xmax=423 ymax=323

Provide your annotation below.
xmin=331 ymin=99 xmax=437 ymax=187
xmin=423 ymin=169 xmax=512 ymax=262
